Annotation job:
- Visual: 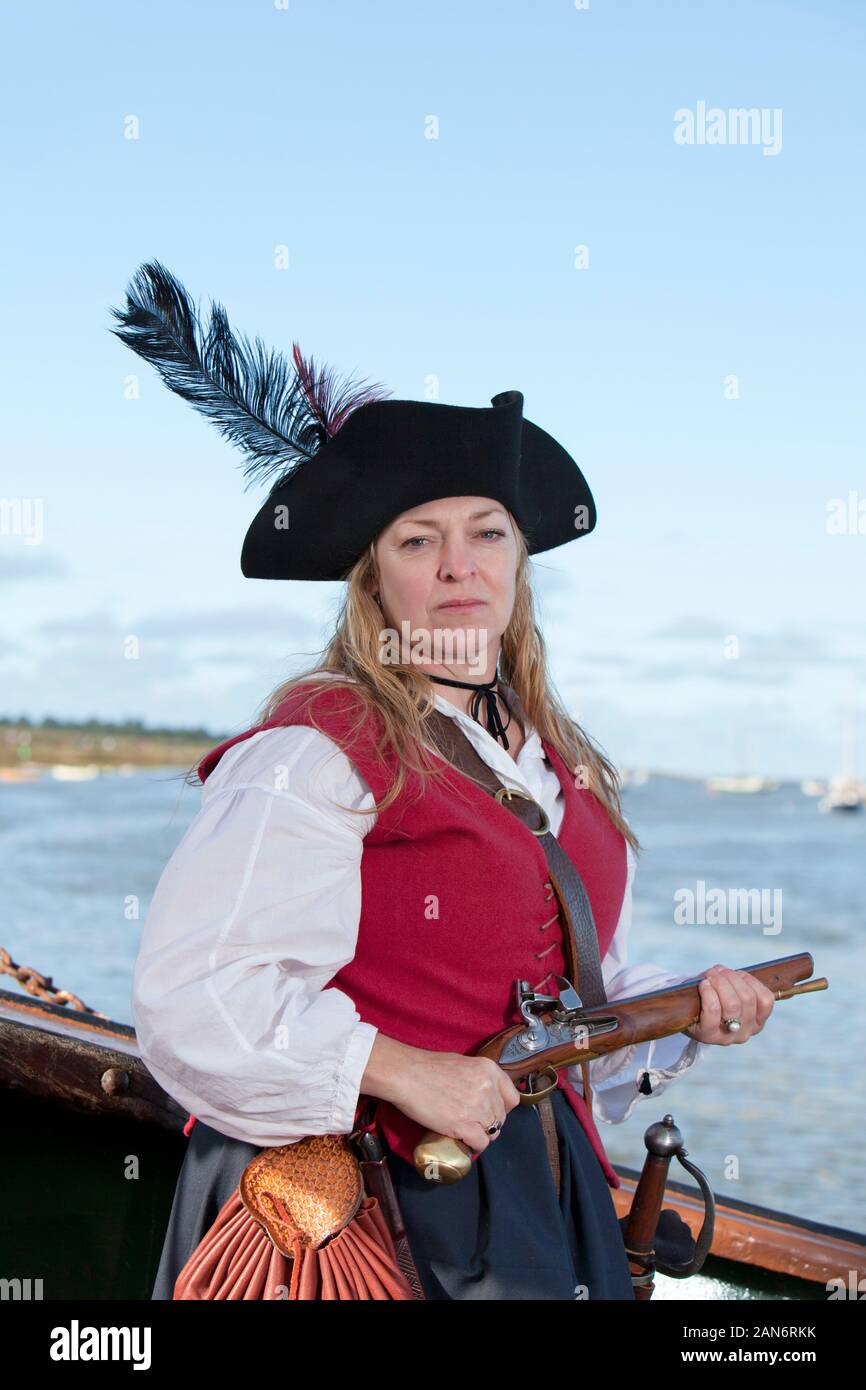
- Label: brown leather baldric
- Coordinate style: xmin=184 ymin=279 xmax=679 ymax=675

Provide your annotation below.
xmin=424 ymin=708 xmax=610 ymax=1199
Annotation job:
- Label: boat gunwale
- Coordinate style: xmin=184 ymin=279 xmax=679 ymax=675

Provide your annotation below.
xmin=2 ymin=986 xmax=863 ymax=1285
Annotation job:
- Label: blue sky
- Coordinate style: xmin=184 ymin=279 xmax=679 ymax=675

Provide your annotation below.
xmin=2 ymin=0 xmax=864 ymax=777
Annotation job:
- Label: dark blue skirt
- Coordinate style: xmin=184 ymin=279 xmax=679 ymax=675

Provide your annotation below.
xmin=151 ymin=1086 xmax=634 ymax=1301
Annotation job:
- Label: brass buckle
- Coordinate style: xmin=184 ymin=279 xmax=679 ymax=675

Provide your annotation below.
xmin=494 ymin=785 xmax=550 ymax=836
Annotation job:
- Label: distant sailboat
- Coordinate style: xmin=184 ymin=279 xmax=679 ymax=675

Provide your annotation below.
xmin=0 ymin=766 xmax=42 ymax=783
xmin=706 ymin=773 xmax=779 ymax=794
xmin=800 ymin=778 xmax=827 ymax=797
xmin=704 ymin=723 xmax=779 ymax=794
xmin=818 ymin=775 xmax=864 ymax=813
xmin=620 ymin=767 xmax=651 ymax=789
xmin=49 ymin=764 xmax=100 ymax=781
xmin=818 ymin=699 xmax=864 ymax=813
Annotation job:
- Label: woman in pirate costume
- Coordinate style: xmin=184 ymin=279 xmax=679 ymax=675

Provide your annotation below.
xmin=112 ymin=263 xmax=776 ymax=1301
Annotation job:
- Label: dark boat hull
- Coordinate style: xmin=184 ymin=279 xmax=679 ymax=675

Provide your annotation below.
xmin=1 ymin=987 xmax=863 ymax=1301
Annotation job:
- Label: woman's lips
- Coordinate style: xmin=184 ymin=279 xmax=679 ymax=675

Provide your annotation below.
xmin=437 ymin=599 xmax=487 ymax=609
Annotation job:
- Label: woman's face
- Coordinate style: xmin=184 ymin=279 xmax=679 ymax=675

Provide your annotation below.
xmin=372 ymin=495 xmax=519 ymax=674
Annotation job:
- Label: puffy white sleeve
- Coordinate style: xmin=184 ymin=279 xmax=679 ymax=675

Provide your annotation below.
xmin=567 ymin=841 xmax=708 ymax=1124
xmin=131 ymin=724 xmax=379 ymax=1147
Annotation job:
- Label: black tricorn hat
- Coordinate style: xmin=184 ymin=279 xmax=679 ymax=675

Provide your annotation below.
xmin=241 ymin=391 xmax=596 ymax=580
xmin=109 ymin=262 xmax=596 ymax=582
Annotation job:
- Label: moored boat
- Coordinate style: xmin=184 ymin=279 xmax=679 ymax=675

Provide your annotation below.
xmin=0 ymin=766 xmax=43 ymax=783
xmin=49 ymin=764 xmax=101 ymax=781
xmin=705 ymin=774 xmax=780 ymax=795
xmin=818 ymin=774 xmax=865 ymax=814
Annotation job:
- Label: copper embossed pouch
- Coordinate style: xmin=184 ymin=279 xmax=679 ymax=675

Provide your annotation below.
xmin=173 ymin=1132 xmax=416 ymax=1300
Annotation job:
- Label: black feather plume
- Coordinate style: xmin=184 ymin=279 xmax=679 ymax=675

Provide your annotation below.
xmin=108 ymin=261 xmax=391 ymax=492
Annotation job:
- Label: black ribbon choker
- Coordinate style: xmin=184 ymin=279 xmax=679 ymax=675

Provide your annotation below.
xmin=428 ymin=673 xmax=513 ymax=751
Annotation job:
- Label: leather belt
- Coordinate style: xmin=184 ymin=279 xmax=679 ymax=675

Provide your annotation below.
xmin=425 ymin=709 xmax=609 ymax=1198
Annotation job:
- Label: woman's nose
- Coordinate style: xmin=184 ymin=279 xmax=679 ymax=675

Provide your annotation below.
xmin=438 ymin=538 xmax=478 ymax=580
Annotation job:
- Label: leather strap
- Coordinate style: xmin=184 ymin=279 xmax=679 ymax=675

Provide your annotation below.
xmin=424 ymin=708 xmax=603 ymax=1129
xmin=425 ymin=708 xmax=608 ymax=1008
xmin=535 ymin=1093 xmax=561 ymax=1201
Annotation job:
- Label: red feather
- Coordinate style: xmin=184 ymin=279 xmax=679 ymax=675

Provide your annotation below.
xmin=291 ymin=342 xmax=391 ymax=440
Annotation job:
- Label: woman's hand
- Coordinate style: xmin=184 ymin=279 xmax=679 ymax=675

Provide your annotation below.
xmin=361 ymin=1034 xmax=522 ymax=1154
xmin=682 ymin=963 xmax=775 ymax=1044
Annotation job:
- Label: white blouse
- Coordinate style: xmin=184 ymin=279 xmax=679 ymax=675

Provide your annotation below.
xmin=132 ymin=677 xmax=707 ymax=1146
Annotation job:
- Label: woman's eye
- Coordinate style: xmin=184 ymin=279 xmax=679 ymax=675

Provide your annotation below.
xmin=400 ymin=528 xmax=505 ymax=548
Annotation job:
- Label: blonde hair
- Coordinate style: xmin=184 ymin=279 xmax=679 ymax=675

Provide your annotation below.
xmin=226 ymin=515 xmax=640 ymax=855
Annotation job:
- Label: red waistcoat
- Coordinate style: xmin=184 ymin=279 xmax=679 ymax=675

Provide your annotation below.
xmin=197 ymin=679 xmax=628 ymax=1188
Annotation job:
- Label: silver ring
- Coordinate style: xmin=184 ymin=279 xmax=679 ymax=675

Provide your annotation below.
xmin=723 ymin=1016 xmax=742 ymax=1033
xmin=486 ymin=1120 xmax=503 ymax=1135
